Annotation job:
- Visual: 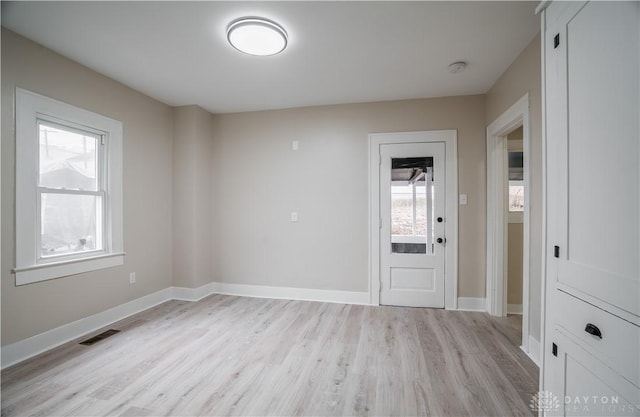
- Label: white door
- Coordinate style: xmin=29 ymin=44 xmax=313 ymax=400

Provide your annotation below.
xmin=548 ymin=0 xmax=639 ymax=321
xmin=543 ymin=1 xmax=640 ymax=414
xmin=379 ymin=142 xmax=446 ymax=307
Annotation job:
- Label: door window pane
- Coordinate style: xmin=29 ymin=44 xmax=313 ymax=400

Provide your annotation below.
xmin=39 ymin=121 xmax=99 ymax=191
xmin=391 ymin=184 xmax=414 ymax=235
xmin=390 ymin=158 xmax=434 ymax=254
xmin=40 ymin=193 xmax=103 ymax=257
xmin=415 ymin=184 xmax=427 ymax=233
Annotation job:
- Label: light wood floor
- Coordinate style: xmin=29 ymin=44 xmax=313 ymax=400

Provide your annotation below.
xmin=1 ymin=295 xmax=539 ymax=416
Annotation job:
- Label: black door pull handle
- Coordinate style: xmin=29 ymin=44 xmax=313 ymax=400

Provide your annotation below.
xmin=585 ymin=323 xmax=602 ymax=339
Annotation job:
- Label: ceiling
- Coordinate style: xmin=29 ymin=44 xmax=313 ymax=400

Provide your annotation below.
xmin=1 ymin=1 xmax=540 ymax=114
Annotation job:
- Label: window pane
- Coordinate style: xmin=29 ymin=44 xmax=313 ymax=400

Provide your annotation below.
xmin=39 ymin=122 xmax=99 ymax=191
xmin=391 ymin=184 xmax=413 ymax=235
xmin=509 ymin=180 xmax=524 ymax=212
xmin=415 ymin=184 xmax=427 ymax=235
xmin=508 ymin=151 xmax=524 ymax=181
xmin=40 ymin=193 xmax=103 ymax=258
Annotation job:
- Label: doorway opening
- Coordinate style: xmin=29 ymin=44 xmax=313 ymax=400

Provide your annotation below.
xmin=506 ymin=127 xmax=525 ymax=316
xmin=486 ymin=94 xmax=532 ymax=356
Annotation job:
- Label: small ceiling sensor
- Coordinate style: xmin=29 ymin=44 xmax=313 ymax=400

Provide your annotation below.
xmin=227 ymin=17 xmax=288 ymax=56
xmin=448 ymin=61 xmax=467 ymax=74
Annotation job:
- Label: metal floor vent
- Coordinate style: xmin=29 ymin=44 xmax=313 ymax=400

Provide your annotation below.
xmin=79 ymin=329 xmax=120 ymax=346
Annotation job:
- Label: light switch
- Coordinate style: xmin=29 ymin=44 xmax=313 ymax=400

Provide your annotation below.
xmin=459 ymin=194 xmax=468 ymax=205
xmin=292 ymin=140 xmax=299 ymax=151
xmin=291 ymin=211 xmax=298 ymax=222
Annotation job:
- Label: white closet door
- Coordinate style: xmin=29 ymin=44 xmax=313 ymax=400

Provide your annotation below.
xmin=550 ymin=1 xmax=639 ymax=320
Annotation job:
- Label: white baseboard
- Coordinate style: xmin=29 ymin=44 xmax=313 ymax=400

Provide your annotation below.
xmin=210 ymin=282 xmax=371 ymax=306
xmin=456 ymin=297 xmax=486 ymax=312
xmin=1 ymin=282 xmax=370 ymax=369
xmin=521 ymin=335 xmax=541 ymax=367
xmin=172 ymin=282 xmax=218 ymax=302
xmin=507 ymin=303 xmax=523 ymax=315
xmin=1 ymin=287 xmax=174 ymax=369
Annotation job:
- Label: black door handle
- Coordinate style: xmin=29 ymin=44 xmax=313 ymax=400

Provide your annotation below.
xmin=585 ymin=323 xmax=602 ymax=339
xmin=437 ymin=217 xmax=444 ymax=223
xmin=436 ymin=237 xmax=445 ymax=244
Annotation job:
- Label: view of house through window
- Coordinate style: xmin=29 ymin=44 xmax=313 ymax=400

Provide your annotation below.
xmin=38 ymin=121 xmax=104 ymax=258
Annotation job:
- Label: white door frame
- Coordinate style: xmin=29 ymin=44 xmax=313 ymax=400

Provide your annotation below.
xmin=369 ymin=130 xmax=458 ymax=309
xmin=486 ymin=94 xmax=531 ymax=351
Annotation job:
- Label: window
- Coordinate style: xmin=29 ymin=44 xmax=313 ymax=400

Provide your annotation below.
xmin=14 ymin=88 xmax=123 ymax=285
xmin=390 ymin=157 xmax=435 ymax=254
xmin=391 ymin=183 xmax=427 ymax=236
xmin=508 ymin=147 xmax=524 ymax=223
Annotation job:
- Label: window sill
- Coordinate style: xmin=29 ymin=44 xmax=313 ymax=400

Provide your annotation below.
xmin=13 ymin=252 xmax=125 ymax=286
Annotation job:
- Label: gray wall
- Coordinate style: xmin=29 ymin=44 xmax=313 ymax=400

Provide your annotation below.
xmin=486 ymin=34 xmax=542 ymax=341
xmin=1 ymin=29 xmax=174 ymax=345
xmin=172 ymin=106 xmax=214 ymax=288
xmin=211 ymin=96 xmax=487 ymax=295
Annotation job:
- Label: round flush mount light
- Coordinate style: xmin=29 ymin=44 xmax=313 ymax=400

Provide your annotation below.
xmin=227 ymin=17 xmax=288 ymax=56
xmin=448 ymin=61 xmax=467 ymax=74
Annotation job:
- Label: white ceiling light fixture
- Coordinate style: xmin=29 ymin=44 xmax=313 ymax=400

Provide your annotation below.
xmin=227 ymin=17 xmax=288 ymax=56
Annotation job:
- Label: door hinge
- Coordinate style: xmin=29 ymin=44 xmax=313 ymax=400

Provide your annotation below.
xmin=553 ymin=33 xmax=560 ymax=49
xmin=378 ymin=154 xmax=381 ymax=166
xmin=379 ymin=217 xmax=382 ymax=229
xmin=101 ymin=135 xmax=106 ymax=145
xmin=554 ymin=245 xmax=560 ymax=258
xmin=552 ymin=342 xmax=558 ymax=357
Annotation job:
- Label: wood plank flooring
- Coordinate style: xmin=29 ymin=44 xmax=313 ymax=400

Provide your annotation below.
xmin=1 ymin=295 xmax=539 ymax=416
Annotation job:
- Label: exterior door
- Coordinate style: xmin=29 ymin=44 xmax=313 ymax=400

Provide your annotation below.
xmin=379 ymin=142 xmax=446 ymax=307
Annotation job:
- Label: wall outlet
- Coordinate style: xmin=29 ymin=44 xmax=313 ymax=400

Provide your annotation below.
xmin=129 ymin=272 xmax=136 ymax=284
xmin=292 ymin=140 xmax=299 ymax=151
xmin=459 ymin=194 xmax=468 ymax=205
xmin=291 ymin=211 xmax=298 ymax=222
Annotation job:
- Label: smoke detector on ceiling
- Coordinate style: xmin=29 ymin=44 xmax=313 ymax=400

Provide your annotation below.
xmin=448 ymin=61 xmax=467 ymax=74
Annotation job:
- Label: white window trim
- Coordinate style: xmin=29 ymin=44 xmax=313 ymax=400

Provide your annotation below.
xmin=14 ymin=88 xmax=124 ymax=285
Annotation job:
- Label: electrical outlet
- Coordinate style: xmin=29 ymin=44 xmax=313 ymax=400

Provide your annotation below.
xmin=291 ymin=211 xmax=298 ymax=222
xmin=292 ymin=140 xmax=299 ymax=151
xmin=129 ymin=272 xmax=136 ymax=284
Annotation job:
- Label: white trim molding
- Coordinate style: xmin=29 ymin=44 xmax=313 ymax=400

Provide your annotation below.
xmin=1 ymin=288 xmax=173 ymax=369
xmin=485 ymin=93 xmax=531 ymax=354
xmin=209 ymin=282 xmax=370 ymax=305
xmin=368 ymin=130 xmax=458 ymax=309
xmin=1 ymin=283 xmax=371 ymax=369
xmin=507 ymin=303 xmax=523 ymax=315
xmin=14 ymin=88 xmax=124 ymax=285
xmin=456 ymin=297 xmax=486 ymax=312
xmin=522 ymin=335 xmax=541 ymax=367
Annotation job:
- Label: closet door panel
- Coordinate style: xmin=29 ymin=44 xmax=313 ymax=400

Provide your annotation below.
xmin=558 ymin=1 xmax=640 ymax=318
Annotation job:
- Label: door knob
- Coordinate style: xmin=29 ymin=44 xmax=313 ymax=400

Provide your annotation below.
xmin=436 ymin=237 xmax=446 ymax=244
xmin=437 ymin=217 xmax=444 ymax=223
